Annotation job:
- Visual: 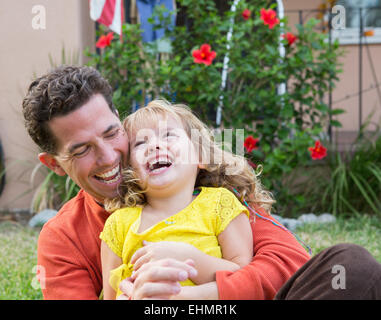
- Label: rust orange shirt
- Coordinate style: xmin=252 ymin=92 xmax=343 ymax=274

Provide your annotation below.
xmin=37 ymin=190 xmax=310 ymax=300
xmin=37 ymin=189 xmax=109 ymax=299
xmin=216 ymin=206 xmax=311 ymax=299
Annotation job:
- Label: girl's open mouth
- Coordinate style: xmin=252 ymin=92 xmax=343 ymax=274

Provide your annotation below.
xmin=146 ymin=157 xmax=173 ymax=175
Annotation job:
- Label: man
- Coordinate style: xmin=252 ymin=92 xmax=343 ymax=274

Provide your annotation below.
xmin=23 ymin=65 xmax=381 ymax=300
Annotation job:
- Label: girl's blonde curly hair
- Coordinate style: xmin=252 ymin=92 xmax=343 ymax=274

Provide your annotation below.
xmin=105 ymin=100 xmax=275 ymax=214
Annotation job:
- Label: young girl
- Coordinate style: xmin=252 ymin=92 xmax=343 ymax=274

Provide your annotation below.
xmin=100 ymin=100 xmax=274 ymax=299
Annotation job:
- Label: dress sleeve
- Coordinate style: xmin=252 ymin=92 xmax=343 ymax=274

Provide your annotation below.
xmin=99 ymin=211 xmax=124 ymax=257
xmin=215 ymin=188 xmax=250 ymax=235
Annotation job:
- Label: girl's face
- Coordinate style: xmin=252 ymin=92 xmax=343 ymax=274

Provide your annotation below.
xmin=128 ymin=114 xmax=200 ymax=195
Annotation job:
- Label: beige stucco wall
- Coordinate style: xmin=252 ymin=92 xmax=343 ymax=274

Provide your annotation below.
xmin=284 ymin=0 xmax=381 ymax=141
xmin=0 ymin=0 xmax=95 ymax=210
xmin=333 ymin=44 xmax=381 ymax=132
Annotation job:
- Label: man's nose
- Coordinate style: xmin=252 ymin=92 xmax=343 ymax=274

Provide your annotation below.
xmin=96 ymin=141 xmax=118 ymax=166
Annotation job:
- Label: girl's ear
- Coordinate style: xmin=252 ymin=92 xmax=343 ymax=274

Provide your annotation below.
xmin=38 ymin=152 xmax=67 ymax=176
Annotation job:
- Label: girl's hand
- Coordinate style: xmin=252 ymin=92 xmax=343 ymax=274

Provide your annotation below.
xmin=130 ymin=241 xmax=197 ymax=271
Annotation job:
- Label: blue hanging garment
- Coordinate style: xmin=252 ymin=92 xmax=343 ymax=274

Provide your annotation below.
xmin=136 ymin=0 xmax=176 ymax=43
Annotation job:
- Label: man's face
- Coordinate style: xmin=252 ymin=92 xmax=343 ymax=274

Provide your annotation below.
xmin=40 ymin=94 xmax=129 ymax=203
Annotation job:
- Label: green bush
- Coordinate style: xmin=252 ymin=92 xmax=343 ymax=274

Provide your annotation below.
xmin=86 ymin=0 xmax=343 ymax=214
xmin=30 ymin=167 xmax=79 ymax=213
xmin=292 ymin=129 xmax=381 ymax=218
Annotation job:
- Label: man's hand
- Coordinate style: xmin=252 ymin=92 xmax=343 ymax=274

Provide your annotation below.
xmin=117 ymin=258 xmax=197 ymax=300
xmin=130 ymin=241 xmax=197 ymax=271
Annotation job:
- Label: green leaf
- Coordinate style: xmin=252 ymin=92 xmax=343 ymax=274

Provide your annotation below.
xmin=329 ymin=108 xmax=346 ymax=115
xmin=349 ymin=171 xmax=380 ymax=215
xmin=330 ymin=120 xmax=342 ymax=128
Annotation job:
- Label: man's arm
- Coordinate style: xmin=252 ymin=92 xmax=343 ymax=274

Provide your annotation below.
xmin=37 ymin=226 xmax=99 ymax=300
xmin=120 ymin=207 xmax=310 ymax=300
xmin=127 ymin=207 xmax=310 ymax=300
xmin=215 ymin=207 xmax=311 ymax=300
xmin=172 ymin=209 xmax=310 ymax=300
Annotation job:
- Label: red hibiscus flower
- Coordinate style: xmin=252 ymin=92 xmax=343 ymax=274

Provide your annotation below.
xmin=96 ymin=32 xmax=114 ymax=49
xmin=192 ymin=44 xmax=216 ymax=66
xmin=308 ymin=140 xmax=327 ymax=160
xmin=282 ymin=32 xmax=297 ymax=45
xmin=260 ymin=8 xmax=280 ymax=29
xmin=244 ymin=136 xmax=259 ymax=153
xmin=242 ymin=9 xmax=251 ymax=20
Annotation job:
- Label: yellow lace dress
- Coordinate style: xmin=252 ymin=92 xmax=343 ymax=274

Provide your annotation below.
xmin=99 ymin=187 xmax=249 ymax=297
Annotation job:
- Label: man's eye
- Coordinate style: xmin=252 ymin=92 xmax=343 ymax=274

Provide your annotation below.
xmin=105 ymin=130 xmax=119 ymax=139
xmin=73 ymin=146 xmax=89 ymax=157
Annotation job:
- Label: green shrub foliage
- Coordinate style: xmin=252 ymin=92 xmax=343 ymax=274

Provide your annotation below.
xmin=87 ymin=0 xmax=343 ymax=213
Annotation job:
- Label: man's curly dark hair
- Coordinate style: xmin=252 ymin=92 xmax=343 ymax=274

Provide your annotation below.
xmin=22 ymin=65 xmax=116 ymax=154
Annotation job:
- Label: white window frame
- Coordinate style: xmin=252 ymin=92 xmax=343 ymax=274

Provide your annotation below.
xmin=331 ymin=0 xmax=381 ymax=45
xmin=331 ymin=28 xmax=381 ymax=45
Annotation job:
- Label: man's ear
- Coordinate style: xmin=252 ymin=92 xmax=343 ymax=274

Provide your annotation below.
xmin=198 ymin=163 xmax=207 ymax=170
xmin=38 ymin=152 xmax=66 ymax=176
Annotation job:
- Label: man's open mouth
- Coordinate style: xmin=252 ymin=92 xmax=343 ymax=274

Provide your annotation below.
xmin=94 ymin=164 xmax=121 ymax=184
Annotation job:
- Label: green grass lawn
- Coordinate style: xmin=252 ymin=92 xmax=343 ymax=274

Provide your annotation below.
xmin=0 ymin=221 xmax=42 ymax=300
xmin=296 ymin=214 xmax=381 ymax=262
xmin=0 ymin=214 xmax=380 ymax=299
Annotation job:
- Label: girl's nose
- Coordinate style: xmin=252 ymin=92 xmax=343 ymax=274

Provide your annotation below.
xmin=146 ymin=143 xmax=160 ymax=156
xmin=145 ymin=136 xmax=167 ymax=156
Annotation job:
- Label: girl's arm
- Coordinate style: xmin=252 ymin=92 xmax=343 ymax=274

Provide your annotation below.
xmin=219 ymin=213 xmax=253 ymax=267
xmin=101 ymin=240 xmax=123 ymax=300
xmin=130 ymin=213 xmax=253 ymax=285
xmin=188 ymin=213 xmax=253 ymax=284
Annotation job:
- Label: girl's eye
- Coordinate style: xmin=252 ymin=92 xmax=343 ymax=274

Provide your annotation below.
xmin=165 ymin=131 xmax=176 ymax=138
xmin=134 ymin=141 xmax=144 ymax=147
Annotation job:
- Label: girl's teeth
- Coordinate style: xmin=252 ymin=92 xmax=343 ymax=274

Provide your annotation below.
xmin=148 ymin=159 xmax=171 ymax=171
